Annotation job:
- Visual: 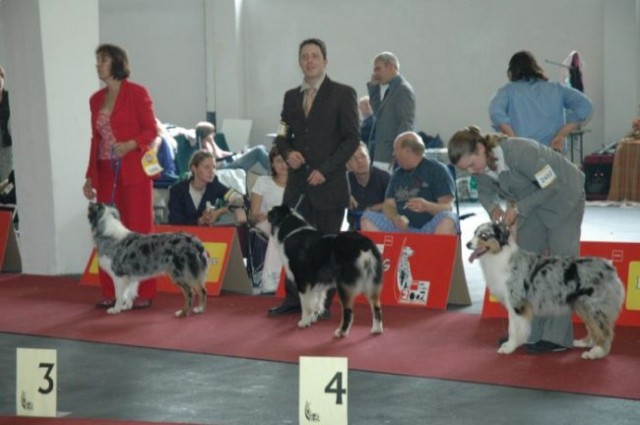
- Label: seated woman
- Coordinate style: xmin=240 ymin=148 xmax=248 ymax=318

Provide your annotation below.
xmin=248 ymin=145 xmax=288 ymax=293
xmin=168 ymin=150 xmax=246 ymax=226
xmin=195 ymin=121 xmax=270 ymax=175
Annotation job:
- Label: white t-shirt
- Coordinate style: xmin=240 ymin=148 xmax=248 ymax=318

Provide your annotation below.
xmin=251 ymin=176 xmax=285 ymax=214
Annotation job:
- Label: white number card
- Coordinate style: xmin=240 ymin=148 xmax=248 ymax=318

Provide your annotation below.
xmin=534 ymin=164 xmax=557 ymax=188
xmin=299 ymin=356 xmax=348 ymax=425
xmin=16 ymin=348 xmax=57 ymax=417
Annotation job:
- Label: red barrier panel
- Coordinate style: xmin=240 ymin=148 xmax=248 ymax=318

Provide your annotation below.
xmin=0 ymin=210 xmax=20 ymax=272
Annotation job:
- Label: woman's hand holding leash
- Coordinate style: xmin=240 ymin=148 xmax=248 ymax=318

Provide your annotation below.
xmin=83 ymin=178 xmax=97 ymax=200
xmin=113 ymin=140 xmax=137 ymax=158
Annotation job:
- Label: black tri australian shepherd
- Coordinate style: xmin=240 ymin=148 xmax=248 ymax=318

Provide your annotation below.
xmin=88 ymin=202 xmax=209 ymax=318
xmin=268 ymin=205 xmax=384 ymax=338
xmin=468 ymin=222 xmax=625 ymax=359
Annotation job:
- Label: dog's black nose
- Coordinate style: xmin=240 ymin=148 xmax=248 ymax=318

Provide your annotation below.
xmin=466 ymin=242 xmax=472 ymax=249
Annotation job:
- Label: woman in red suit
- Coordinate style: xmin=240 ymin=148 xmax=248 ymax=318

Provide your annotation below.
xmin=82 ymin=44 xmax=157 ymax=309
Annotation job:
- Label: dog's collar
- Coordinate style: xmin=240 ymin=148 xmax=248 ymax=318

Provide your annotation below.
xmin=280 ymin=225 xmax=316 ymax=243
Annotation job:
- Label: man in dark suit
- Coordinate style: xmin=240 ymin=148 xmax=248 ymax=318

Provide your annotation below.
xmin=367 ymin=51 xmax=416 ymax=165
xmin=269 ymin=38 xmax=360 ymax=317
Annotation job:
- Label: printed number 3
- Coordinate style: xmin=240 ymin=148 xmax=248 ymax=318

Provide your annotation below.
xmin=324 ymin=372 xmax=346 ymax=405
xmin=38 ymin=363 xmax=55 ymax=394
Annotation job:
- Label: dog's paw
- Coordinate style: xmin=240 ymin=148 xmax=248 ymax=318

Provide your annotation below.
xmin=497 ymin=341 xmax=518 ymax=354
xmin=572 ymin=338 xmax=593 ymax=348
xmin=107 ymin=307 xmax=122 ymax=315
xmin=370 ymin=323 xmax=383 ymax=335
xmin=334 ymin=328 xmax=347 ymax=338
xmin=175 ymin=309 xmax=188 ymax=318
xmin=581 ymin=346 xmax=606 ymax=360
xmin=297 ymin=319 xmax=312 ymax=328
xmin=192 ymin=306 xmax=205 ymax=314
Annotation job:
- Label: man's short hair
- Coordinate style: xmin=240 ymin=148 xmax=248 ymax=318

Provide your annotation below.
xmin=374 ymin=51 xmax=400 ymax=71
xmin=299 ymin=38 xmax=327 ymax=60
xmin=395 ymin=131 xmax=425 ymax=155
xmin=195 ymin=121 xmax=215 ymax=142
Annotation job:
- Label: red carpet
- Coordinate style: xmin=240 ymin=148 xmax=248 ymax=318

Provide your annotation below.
xmin=1 ymin=274 xmax=639 ymax=400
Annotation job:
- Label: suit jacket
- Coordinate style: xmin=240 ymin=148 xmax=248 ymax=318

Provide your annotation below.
xmin=168 ymin=178 xmax=230 ymax=226
xmin=367 ymin=74 xmax=416 ymax=163
xmin=86 ymin=79 xmax=157 ymax=188
xmin=275 ymin=76 xmax=359 ymax=209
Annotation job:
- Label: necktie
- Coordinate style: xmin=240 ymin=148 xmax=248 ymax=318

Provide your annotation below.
xmin=304 ymin=87 xmax=316 ymax=117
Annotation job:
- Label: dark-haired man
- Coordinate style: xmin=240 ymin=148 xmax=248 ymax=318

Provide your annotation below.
xmin=269 ymin=38 xmax=360 ymax=317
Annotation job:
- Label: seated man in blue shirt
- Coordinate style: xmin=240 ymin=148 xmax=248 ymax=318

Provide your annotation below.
xmin=346 ymin=141 xmax=390 ymax=229
xmin=360 ymin=131 xmax=458 ymax=235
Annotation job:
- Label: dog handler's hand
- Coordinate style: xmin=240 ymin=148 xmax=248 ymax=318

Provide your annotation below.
xmin=286 ymin=151 xmax=306 ymax=170
xmin=113 ymin=140 xmax=137 ymax=158
xmin=504 ymin=205 xmax=518 ymax=227
xmin=83 ymin=178 xmax=96 ymax=200
xmin=307 ymin=169 xmax=326 ymax=186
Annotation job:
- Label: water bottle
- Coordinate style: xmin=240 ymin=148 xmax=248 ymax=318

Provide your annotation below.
xmin=469 ymin=175 xmax=478 ymax=202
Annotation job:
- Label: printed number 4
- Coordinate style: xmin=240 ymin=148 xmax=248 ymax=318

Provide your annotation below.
xmin=324 ymin=372 xmax=346 ymax=405
xmin=38 ymin=363 xmax=55 ymax=394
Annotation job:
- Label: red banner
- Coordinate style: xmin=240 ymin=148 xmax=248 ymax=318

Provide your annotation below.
xmin=481 ymin=241 xmax=640 ymax=327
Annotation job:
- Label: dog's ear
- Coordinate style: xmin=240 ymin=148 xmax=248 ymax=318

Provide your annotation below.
xmin=494 ymin=222 xmax=510 ymax=246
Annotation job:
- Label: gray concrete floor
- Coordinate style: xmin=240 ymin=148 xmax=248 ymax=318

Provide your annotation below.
xmin=1 ymin=202 xmax=639 ymax=425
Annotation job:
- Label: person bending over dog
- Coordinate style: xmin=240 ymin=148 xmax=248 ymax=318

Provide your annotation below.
xmin=449 ymin=125 xmax=586 ymax=354
xmin=168 ymin=151 xmax=246 ymax=227
xmin=360 ymin=131 xmax=459 ymax=235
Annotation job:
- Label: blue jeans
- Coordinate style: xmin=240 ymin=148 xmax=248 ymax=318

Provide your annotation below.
xmin=218 ymin=145 xmax=270 ymax=174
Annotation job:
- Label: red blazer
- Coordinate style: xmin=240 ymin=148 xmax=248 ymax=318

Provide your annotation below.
xmin=86 ymin=79 xmax=157 ymax=187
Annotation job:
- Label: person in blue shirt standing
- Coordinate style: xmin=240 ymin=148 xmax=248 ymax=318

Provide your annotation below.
xmin=360 ymin=131 xmax=458 ymax=235
xmin=489 ymin=50 xmax=593 ymax=152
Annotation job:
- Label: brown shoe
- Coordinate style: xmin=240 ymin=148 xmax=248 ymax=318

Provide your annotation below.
xmin=132 ymin=298 xmax=153 ymax=310
xmin=96 ymin=298 xmax=116 ymax=309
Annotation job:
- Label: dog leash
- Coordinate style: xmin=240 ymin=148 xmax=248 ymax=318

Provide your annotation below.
xmin=109 ymin=148 xmax=122 ymax=206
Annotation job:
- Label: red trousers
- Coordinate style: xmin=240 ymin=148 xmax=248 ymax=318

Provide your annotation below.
xmin=96 ymin=160 xmax=157 ymax=299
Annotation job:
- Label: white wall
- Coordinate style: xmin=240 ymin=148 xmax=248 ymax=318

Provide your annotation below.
xmin=99 ymin=0 xmax=207 ymax=128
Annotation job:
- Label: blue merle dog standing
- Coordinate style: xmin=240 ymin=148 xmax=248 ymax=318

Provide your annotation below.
xmin=88 ymin=202 xmax=209 ymax=317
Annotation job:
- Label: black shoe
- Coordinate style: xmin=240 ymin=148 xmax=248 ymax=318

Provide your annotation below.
xmin=268 ymin=304 xmax=301 ymax=316
xmin=525 ymin=340 xmax=568 ymax=354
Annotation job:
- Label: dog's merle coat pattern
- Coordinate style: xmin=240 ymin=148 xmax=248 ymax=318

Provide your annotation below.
xmin=88 ymin=202 xmax=209 ymax=317
xmin=268 ymin=205 xmax=384 ymax=337
xmin=468 ymin=222 xmax=624 ymax=359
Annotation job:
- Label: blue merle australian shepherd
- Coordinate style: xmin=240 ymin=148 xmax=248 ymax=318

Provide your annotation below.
xmin=268 ymin=205 xmax=384 ymax=338
xmin=468 ymin=222 xmax=624 ymax=359
xmin=88 ymin=202 xmax=209 ymax=317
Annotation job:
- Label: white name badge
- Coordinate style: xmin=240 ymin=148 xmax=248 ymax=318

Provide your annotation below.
xmin=16 ymin=348 xmax=57 ymax=417
xmin=299 ymin=356 xmax=348 ymax=425
xmin=534 ymin=164 xmax=557 ymax=188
